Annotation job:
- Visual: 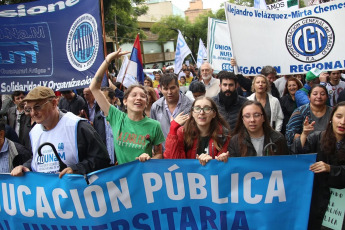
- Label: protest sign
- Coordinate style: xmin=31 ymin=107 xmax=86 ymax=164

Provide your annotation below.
xmin=225 ymin=1 xmax=345 ymax=75
xmin=267 ymin=0 xmax=299 ymax=11
xmin=0 ymin=155 xmax=315 ymax=229
xmin=207 ymin=18 xmax=233 ymax=73
xmin=322 ymin=188 xmax=345 ymax=230
xmin=0 ymin=0 xmax=105 ymax=93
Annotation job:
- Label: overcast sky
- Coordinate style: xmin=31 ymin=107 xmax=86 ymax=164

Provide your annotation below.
xmin=171 ymin=0 xmax=226 ymax=12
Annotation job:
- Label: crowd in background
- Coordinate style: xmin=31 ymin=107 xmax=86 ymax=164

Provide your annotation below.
xmin=1 ymin=51 xmax=345 ymax=229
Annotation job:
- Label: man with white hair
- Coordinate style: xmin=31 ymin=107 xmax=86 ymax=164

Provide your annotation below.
xmin=200 ymin=62 xmax=220 ymax=98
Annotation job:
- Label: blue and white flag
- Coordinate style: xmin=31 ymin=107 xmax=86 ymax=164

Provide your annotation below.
xmin=254 ymin=0 xmax=268 ymax=9
xmin=174 ymin=30 xmax=191 ymax=74
xmin=197 ymin=39 xmax=207 ymax=68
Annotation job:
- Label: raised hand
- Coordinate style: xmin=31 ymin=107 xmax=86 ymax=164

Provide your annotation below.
xmin=302 ymin=116 xmax=315 ymax=136
xmin=173 ymin=112 xmax=189 ymax=126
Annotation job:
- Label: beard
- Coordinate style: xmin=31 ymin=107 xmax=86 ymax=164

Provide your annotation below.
xmin=219 ymin=89 xmax=238 ymax=109
xmin=202 ymin=74 xmax=212 ymax=81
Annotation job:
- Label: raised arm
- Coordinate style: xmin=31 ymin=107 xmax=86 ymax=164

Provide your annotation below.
xmin=90 ymin=49 xmax=129 ymax=116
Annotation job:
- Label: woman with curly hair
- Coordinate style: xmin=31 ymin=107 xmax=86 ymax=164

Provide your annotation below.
xmin=164 ymin=97 xmax=230 ymax=165
xmin=291 ymin=101 xmax=345 ymax=230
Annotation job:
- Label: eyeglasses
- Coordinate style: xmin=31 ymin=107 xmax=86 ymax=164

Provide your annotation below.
xmin=192 ymin=106 xmax=214 ymax=114
xmin=242 ymin=113 xmax=263 ymax=120
xmin=24 ymin=100 xmax=51 ymax=113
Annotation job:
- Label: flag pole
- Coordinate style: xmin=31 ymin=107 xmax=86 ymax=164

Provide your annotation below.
xmin=100 ymin=0 xmax=109 ymax=80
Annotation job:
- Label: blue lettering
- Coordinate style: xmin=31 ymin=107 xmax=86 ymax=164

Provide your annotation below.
xmin=59 ymin=152 xmax=66 ymax=160
xmin=92 ymin=224 xmax=108 ymax=230
xmin=334 ymin=61 xmax=342 ymax=69
xmin=110 ymin=219 xmax=130 ymax=230
xmin=231 ymin=211 xmax=249 ymax=230
xmin=220 ymin=51 xmax=232 ymax=57
xmin=152 ymin=210 xmax=162 ymax=230
xmin=200 ymin=206 xmax=217 ymax=229
xmin=161 ymin=207 xmax=178 ymax=229
xmin=248 ymin=67 xmax=256 ymax=75
xmin=220 ymin=211 xmax=228 ymax=230
xmin=180 ymin=207 xmax=197 ymax=230
xmin=133 ymin=213 xmax=150 ymax=230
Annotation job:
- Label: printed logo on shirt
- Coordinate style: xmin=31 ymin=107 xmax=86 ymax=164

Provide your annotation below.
xmin=36 ymin=148 xmax=66 ymax=173
xmin=58 ymin=142 xmax=64 ymax=151
xmin=285 ymin=17 xmax=334 ymax=63
xmin=116 ymin=132 xmax=147 ymax=150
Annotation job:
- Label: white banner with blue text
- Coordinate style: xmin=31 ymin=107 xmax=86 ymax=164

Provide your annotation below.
xmin=225 ymin=1 xmax=345 ymax=75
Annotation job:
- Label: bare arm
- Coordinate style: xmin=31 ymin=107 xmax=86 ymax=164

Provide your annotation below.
xmin=90 ymin=49 xmax=129 ymax=116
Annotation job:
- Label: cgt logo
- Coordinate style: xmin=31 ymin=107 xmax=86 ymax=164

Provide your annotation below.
xmin=285 ymin=17 xmax=334 ymax=63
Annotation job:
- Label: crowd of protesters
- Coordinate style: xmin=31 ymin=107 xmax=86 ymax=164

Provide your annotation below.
xmin=1 ymin=50 xmax=345 ymax=229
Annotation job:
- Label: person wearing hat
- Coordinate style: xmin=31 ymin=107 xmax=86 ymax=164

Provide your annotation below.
xmin=11 ymin=86 xmax=110 ymax=178
xmin=295 ymin=68 xmax=328 ymax=107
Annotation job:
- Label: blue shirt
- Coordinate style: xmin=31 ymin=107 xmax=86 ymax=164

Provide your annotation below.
xmin=0 ymin=138 xmax=10 ymax=173
xmin=100 ymin=111 xmax=115 ymax=164
xmin=88 ymin=101 xmax=97 ymax=122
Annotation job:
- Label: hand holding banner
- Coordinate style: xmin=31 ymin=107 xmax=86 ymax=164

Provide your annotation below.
xmin=0 ymin=155 xmax=315 ymax=229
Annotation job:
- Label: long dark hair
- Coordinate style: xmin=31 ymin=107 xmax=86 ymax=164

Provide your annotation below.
xmin=184 ymin=97 xmax=230 ymax=151
xmin=233 ymin=100 xmax=273 ymax=156
xmin=321 ymin=102 xmax=345 ymax=163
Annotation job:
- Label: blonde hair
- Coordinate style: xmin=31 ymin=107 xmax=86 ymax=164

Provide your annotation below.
xmin=251 ymin=74 xmax=271 ymax=93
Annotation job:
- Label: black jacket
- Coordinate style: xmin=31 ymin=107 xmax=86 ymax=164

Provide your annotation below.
xmin=291 ymin=131 xmax=345 ymax=230
xmin=229 ymin=129 xmax=289 ymax=157
xmin=7 ymin=106 xmax=31 ymax=146
xmin=58 ymin=94 xmax=86 ymax=115
xmin=93 ymin=111 xmax=107 ymax=145
xmin=82 ymin=102 xmax=100 ymax=123
xmin=280 ymin=94 xmax=297 ymax=135
xmin=212 ymin=94 xmax=247 ymax=131
xmin=24 ymin=117 xmax=111 ymax=174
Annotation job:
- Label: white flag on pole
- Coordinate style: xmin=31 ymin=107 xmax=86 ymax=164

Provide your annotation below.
xmin=254 ymin=0 xmax=267 ymax=9
xmin=116 ymin=56 xmax=138 ymax=88
xmin=197 ymin=39 xmax=207 ymax=68
xmin=174 ymin=30 xmax=191 ymax=74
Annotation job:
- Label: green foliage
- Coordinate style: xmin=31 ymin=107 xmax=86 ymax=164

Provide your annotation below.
xmin=150 ymin=9 xmax=226 ymax=61
xmin=103 ymin=0 xmax=148 ymax=43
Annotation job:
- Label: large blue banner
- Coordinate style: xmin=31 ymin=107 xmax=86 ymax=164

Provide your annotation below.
xmin=0 ymin=0 xmax=104 ymax=93
xmin=0 ymin=155 xmax=315 ymax=229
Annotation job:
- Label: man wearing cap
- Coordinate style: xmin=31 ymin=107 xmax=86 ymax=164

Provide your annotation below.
xmin=295 ymin=68 xmax=326 ymax=107
xmin=11 ymin=86 xmax=110 ymax=178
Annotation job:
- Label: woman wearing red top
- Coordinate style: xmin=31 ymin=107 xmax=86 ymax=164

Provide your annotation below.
xmin=164 ymin=97 xmax=230 ymax=165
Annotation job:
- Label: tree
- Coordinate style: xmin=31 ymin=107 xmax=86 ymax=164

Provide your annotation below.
xmin=150 ymin=9 xmax=225 ymax=63
xmin=103 ymin=0 xmax=148 ymax=44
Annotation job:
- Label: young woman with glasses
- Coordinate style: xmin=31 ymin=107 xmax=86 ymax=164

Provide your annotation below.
xmin=164 ymin=97 xmax=230 ymax=165
xmin=291 ymin=101 xmax=345 ymax=230
xmin=229 ymin=100 xmax=289 ymax=157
